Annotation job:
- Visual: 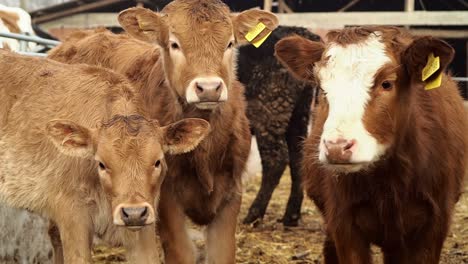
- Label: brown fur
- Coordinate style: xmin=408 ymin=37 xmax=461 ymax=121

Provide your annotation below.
xmin=0 ymin=50 xmax=210 ymax=264
xmin=48 ymin=1 xmax=278 ymax=263
xmin=0 ymin=10 xmax=20 ymax=33
xmin=276 ymin=26 xmax=468 ymax=263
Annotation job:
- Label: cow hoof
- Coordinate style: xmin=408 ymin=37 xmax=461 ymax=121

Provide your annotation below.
xmin=282 ymin=214 xmax=300 ymax=227
xmin=243 ymin=210 xmax=263 ymax=226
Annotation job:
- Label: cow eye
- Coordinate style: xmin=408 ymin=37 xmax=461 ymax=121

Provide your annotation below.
xmin=98 ymin=162 xmax=106 ymax=170
xmin=170 ymin=42 xmax=179 ymax=50
xmin=381 ymin=80 xmax=393 ymax=90
xmin=227 ymin=41 xmax=234 ymax=50
xmin=154 ymin=160 xmax=161 ymax=168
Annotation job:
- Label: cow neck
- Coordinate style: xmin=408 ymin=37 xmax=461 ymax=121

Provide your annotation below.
xmin=160 ymin=80 xmax=232 ymax=194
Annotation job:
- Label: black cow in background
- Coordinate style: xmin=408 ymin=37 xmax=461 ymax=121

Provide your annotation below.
xmin=238 ymin=26 xmax=320 ymax=226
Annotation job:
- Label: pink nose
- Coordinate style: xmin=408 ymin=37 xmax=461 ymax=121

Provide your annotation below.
xmin=323 ymin=138 xmax=356 ymax=164
xmin=195 ymin=80 xmax=223 ymax=102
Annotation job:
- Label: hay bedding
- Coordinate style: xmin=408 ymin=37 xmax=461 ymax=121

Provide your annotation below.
xmin=94 ymin=168 xmax=468 ymax=263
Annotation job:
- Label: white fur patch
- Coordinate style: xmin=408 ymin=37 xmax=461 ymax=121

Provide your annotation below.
xmin=0 ymin=205 xmax=53 ymax=263
xmin=316 ymin=33 xmax=390 ymax=164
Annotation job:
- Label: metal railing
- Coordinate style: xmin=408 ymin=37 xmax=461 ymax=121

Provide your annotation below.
xmin=453 ymin=77 xmax=468 ymax=82
xmin=0 ymin=32 xmax=60 ymax=47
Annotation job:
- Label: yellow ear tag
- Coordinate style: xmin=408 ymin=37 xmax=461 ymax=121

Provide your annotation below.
xmin=422 ymin=53 xmax=440 ymax=81
xmin=252 ymin=30 xmax=272 ymax=48
xmin=425 ymin=72 xmax=442 ymax=90
xmin=245 ymin=22 xmax=271 ymax=48
xmin=245 ymin=22 xmax=266 ymax=42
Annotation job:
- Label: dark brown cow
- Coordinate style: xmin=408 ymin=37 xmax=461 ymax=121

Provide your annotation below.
xmin=48 ymin=1 xmax=278 ymax=262
xmin=275 ymin=26 xmax=468 ymax=263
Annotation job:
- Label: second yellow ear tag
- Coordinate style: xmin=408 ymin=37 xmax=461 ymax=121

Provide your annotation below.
xmin=245 ymin=22 xmax=265 ymax=41
xmin=245 ymin=22 xmax=271 ymax=48
xmin=425 ymin=73 xmax=442 ymax=90
xmin=252 ymin=31 xmax=272 ymax=48
xmin=422 ymin=53 xmax=440 ymax=81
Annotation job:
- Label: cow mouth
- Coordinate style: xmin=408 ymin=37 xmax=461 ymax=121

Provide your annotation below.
xmin=125 ymin=225 xmax=145 ymax=231
xmin=324 ymin=162 xmax=370 ymax=173
xmin=194 ymin=101 xmax=221 ymax=110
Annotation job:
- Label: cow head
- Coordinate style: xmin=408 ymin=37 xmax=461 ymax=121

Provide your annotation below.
xmin=46 ymin=115 xmax=210 ymax=229
xmin=275 ymin=26 xmax=454 ymax=172
xmin=118 ymin=0 xmax=278 ymax=110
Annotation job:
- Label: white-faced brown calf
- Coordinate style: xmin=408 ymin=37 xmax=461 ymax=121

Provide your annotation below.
xmin=48 ymin=1 xmax=278 ymax=262
xmin=276 ymin=26 xmax=468 ymax=263
xmin=0 ymin=50 xmax=210 ymax=264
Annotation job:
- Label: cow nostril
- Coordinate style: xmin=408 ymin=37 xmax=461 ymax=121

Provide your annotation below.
xmin=196 ymin=83 xmax=204 ymax=93
xmin=140 ymin=207 xmax=148 ymax=218
xmin=344 ymin=140 xmax=355 ymax=151
xmin=215 ymin=83 xmax=222 ymax=91
xmin=121 ymin=208 xmax=129 ymax=218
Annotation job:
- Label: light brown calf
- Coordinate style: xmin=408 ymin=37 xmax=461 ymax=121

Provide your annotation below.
xmin=48 ymin=1 xmax=279 ymax=263
xmin=0 ymin=50 xmax=210 ymax=264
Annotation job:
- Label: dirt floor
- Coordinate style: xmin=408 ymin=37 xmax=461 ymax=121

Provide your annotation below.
xmin=93 ymin=168 xmax=468 ymax=263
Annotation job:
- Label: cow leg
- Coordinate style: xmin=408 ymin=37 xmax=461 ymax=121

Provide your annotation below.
xmin=243 ymin=135 xmax=288 ymax=225
xmin=283 ymin=85 xmax=313 ymax=226
xmin=205 ymin=194 xmax=241 ymax=264
xmin=159 ymin=189 xmax=196 ymax=264
xmin=334 ymin=232 xmax=372 ymax=264
xmin=283 ymin=111 xmax=309 ymax=226
xmin=54 ymin=206 xmax=93 ymax=264
xmin=323 ymin=234 xmax=339 ymax=264
xmin=125 ymin=224 xmax=160 ymax=264
xmin=383 ymin=230 xmax=445 ymax=264
xmin=48 ymin=221 xmax=64 ymax=264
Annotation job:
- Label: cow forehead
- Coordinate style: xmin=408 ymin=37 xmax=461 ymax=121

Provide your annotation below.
xmin=317 ymin=34 xmax=391 ymax=96
xmin=98 ymin=130 xmax=163 ymax=167
xmin=163 ymin=0 xmax=231 ymax=22
xmin=97 ymin=117 xmax=162 ymax=156
xmin=163 ymin=0 xmax=233 ymax=43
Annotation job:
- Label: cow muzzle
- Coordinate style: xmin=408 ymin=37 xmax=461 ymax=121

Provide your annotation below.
xmin=323 ymin=138 xmax=356 ymax=164
xmin=113 ymin=202 xmax=155 ymax=230
xmin=186 ymin=77 xmax=227 ymax=110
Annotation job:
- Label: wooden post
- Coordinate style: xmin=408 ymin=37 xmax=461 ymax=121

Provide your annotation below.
xmin=19 ymin=0 xmax=27 ymax=9
xmin=278 ymin=0 xmax=293 ymax=13
xmin=264 ymin=0 xmax=273 ymax=12
xmin=405 ymin=0 xmax=415 ymax=12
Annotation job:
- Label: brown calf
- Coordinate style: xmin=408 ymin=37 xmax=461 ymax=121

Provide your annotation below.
xmin=275 ymin=26 xmax=468 ymax=263
xmin=48 ymin=1 xmax=278 ymax=263
xmin=0 ymin=50 xmax=210 ymax=264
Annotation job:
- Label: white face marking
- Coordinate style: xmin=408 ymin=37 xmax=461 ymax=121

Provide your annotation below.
xmin=316 ymin=33 xmax=391 ymax=166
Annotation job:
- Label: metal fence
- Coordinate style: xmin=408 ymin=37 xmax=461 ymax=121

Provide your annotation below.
xmin=0 ymin=31 xmax=59 ymax=56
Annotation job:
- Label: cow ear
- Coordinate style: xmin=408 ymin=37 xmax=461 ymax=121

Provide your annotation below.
xmin=402 ymin=36 xmax=454 ymax=83
xmin=231 ymin=9 xmax=279 ymax=46
xmin=161 ymin=118 xmax=211 ymax=155
xmin=118 ymin=7 xmax=168 ymax=45
xmin=46 ymin=120 xmax=95 ymax=158
xmin=275 ymin=35 xmax=325 ymax=81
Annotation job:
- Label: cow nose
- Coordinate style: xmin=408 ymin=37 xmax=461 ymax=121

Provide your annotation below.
xmin=323 ymin=138 xmax=356 ymax=164
xmin=195 ymin=80 xmax=222 ymax=102
xmin=120 ymin=206 xmax=149 ymax=226
xmin=186 ymin=77 xmax=227 ymax=104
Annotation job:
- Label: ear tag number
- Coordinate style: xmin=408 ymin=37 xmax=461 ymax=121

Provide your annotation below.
xmin=245 ymin=22 xmax=271 ymax=48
